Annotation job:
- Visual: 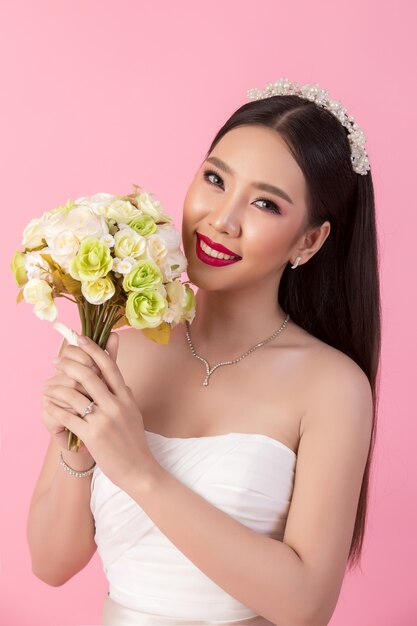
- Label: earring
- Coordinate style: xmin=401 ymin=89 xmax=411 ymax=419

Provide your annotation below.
xmin=291 ymin=256 xmax=301 ymax=269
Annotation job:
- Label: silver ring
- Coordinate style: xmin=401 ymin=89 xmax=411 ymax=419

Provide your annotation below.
xmin=80 ymin=400 xmax=95 ymax=418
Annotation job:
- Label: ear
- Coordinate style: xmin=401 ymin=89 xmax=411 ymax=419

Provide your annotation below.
xmin=292 ymin=220 xmax=331 ymax=264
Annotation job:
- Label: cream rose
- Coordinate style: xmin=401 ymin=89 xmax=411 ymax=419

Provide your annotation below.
xmin=74 ymin=192 xmax=115 ymax=217
xmin=165 ymin=280 xmax=196 ymax=324
xmin=23 ymin=278 xmax=58 ymax=321
xmin=144 ymin=233 xmax=168 ymax=266
xmin=106 ymin=198 xmax=142 ymax=223
xmin=64 ymin=206 xmax=109 ymax=240
xmin=24 ymin=249 xmax=52 ymax=281
xmin=160 ymin=249 xmax=188 ymax=281
xmin=22 ymin=218 xmax=44 ymax=250
xmin=113 ymin=227 xmax=146 ymax=259
xmin=47 ymin=229 xmax=80 ymax=270
xmin=156 ymin=223 xmax=181 ymax=250
xmin=135 ymin=192 xmax=173 ymax=223
xmin=81 ymin=276 xmax=115 ymax=304
xmin=40 ymin=210 xmax=68 ymax=241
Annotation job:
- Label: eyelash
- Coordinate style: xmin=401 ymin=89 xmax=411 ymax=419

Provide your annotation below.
xmin=202 ymin=169 xmax=282 ymax=215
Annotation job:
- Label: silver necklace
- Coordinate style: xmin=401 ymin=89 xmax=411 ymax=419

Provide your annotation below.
xmin=185 ymin=313 xmax=290 ymax=386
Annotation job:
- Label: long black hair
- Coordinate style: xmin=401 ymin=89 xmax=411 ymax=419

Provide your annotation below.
xmin=203 ymin=95 xmax=381 ymax=572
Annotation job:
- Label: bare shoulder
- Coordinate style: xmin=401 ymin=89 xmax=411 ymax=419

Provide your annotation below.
xmin=113 ymin=325 xmax=175 ymax=391
xmin=300 ymin=334 xmax=374 ymax=439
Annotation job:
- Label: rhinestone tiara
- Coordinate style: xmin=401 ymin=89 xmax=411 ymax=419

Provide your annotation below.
xmin=247 ymin=77 xmax=370 ymax=176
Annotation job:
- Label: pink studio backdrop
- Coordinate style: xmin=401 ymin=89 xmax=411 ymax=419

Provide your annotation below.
xmin=1 ymin=1 xmax=415 ymax=625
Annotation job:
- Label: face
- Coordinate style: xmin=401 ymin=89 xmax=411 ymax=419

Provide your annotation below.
xmin=181 ymin=124 xmax=316 ymax=294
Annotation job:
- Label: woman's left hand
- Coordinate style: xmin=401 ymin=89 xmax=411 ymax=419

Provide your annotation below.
xmin=43 ymin=332 xmax=159 ymax=493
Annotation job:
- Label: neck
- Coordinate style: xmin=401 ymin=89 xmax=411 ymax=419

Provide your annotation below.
xmin=185 ymin=287 xmax=290 ymax=357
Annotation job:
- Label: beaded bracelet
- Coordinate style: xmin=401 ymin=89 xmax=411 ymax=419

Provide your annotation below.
xmin=59 ymin=451 xmax=96 ymax=478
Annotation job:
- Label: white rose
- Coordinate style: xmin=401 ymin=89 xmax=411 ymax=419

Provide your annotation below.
xmin=22 ymin=218 xmax=45 ymax=249
xmin=23 ymin=278 xmax=58 ymax=321
xmin=100 ymin=233 xmax=115 ymax=248
xmin=136 ymin=192 xmax=173 ymax=223
xmin=40 ymin=210 xmax=68 ymax=240
xmin=156 ymin=223 xmax=181 ymax=251
xmin=164 ymin=280 xmax=189 ymax=323
xmin=106 ymin=199 xmax=142 ymax=223
xmin=24 ymin=249 xmax=52 ymax=280
xmin=74 ymin=192 xmax=115 ymax=217
xmin=81 ymin=276 xmax=115 ymax=305
xmin=160 ymin=249 xmax=188 ymax=281
xmin=47 ymin=229 xmax=80 ymax=270
xmin=113 ymin=227 xmax=146 ymax=259
xmin=144 ymin=233 xmax=168 ymax=266
xmin=117 ymin=256 xmax=137 ymax=274
xmin=64 ymin=206 xmax=109 ymax=240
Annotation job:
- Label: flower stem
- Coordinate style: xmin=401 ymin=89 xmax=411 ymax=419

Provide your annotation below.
xmin=92 ymin=302 xmax=109 ymax=343
xmin=98 ymin=306 xmax=120 ymax=348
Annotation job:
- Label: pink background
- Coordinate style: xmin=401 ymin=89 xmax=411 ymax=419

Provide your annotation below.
xmin=1 ymin=1 xmax=416 ymax=624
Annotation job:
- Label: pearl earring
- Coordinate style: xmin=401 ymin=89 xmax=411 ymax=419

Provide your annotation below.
xmin=291 ymin=256 xmax=301 ymax=269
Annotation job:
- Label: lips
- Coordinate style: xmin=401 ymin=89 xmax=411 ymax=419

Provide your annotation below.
xmin=197 ymin=232 xmax=241 ymax=257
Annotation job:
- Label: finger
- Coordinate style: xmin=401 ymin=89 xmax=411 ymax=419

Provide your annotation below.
xmin=44 ymin=374 xmax=94 ymax=403
xmin=44 ymin=399 xmax=88 ymax=443
xmin=43 ymin=384 xmax=96 ymax=417
xmin=76 ymin=332 xmax=125 ymax=395
xmin=60 ymin=344 xmax=101 ymax=375
xmin=55 ymin=357 xmax=114 ymax=408
xmin=105 ymin=331 xmax=119 ymax=363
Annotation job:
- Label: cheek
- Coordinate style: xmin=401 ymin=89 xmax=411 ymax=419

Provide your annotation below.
xmin=244 ymin=224 xmax=292 ymax=263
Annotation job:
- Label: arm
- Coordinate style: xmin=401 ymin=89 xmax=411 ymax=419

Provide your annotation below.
xmin=27 ymin=437 xmax=97 ymax=586
xmin=27 ymin=336 xmax=98 ymax=586
xmin=125 ymin=356 xmax=373 ymax=626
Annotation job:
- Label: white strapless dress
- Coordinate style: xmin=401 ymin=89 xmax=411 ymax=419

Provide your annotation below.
xmin=90 ymin=430 xmax=297 ymax=625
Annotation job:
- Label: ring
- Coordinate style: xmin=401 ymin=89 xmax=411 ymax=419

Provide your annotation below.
xmin=81 ymin=400 xmax=95 ymax=418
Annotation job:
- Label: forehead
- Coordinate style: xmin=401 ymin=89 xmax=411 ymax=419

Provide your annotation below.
xmin=209 ymin=125 xmax=307 ymax=207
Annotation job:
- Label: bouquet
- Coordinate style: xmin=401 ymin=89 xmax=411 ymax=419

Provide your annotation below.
xmin=10 ymin=184 xmax=196 ymax=452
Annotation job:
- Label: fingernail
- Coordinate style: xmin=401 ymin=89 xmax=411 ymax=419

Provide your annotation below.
xmin=77 ymin=335 xmax=88 ymax=345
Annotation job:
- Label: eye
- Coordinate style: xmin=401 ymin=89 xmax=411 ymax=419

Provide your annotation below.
xmin=203 ymin=169 xmax=224 ymax=188
xmin=202 ymin=169 xmax=282 ymax=215
xmin=252 ymin=197 xmax=282 ymax=215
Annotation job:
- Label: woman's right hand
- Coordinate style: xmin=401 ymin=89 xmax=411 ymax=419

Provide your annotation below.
xmin=41 ymin=335 xmax=117 ymax=455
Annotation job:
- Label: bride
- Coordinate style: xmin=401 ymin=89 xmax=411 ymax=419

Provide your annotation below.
xmin=27 ymin=79 xmax=380 ymax=626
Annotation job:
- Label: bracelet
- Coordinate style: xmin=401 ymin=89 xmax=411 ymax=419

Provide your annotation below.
xmin=59 ymin=451 xmax=96 ymax=478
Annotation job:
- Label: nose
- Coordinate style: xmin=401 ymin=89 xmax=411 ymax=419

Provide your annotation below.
xmin=208 ymin=200 xmax=241 ymax=238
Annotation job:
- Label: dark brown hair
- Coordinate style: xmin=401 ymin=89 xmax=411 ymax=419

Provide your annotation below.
xmin=204 ymin=95 xmax=381 ymax=572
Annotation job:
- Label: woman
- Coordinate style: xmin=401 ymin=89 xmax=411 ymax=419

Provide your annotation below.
xmin=27 ymin=79 xmax=381 ymax=626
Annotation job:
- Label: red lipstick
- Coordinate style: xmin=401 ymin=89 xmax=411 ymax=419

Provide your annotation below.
xmin=197 ymin=232 xmax=241 ymax=257
xmin=195 ymin=233 xmax=242 ymax=267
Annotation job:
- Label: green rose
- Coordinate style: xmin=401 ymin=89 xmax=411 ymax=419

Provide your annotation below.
xmin=125 ymin=289 xmax=167 ymax=329
xmin=69 ymin=236 xmax=113 ymax=281
xmin=128 ymin=214 xmax=157 ymax=237
xmin=10 ymin=250 xmax=28 ymax=286
xmin=122 ymin=259 xmax=163 ymax=292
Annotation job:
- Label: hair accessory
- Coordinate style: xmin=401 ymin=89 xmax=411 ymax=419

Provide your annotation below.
xmin=59 ymin=451 xmax=96 ymax=477
xmin=185 ymin=313 xmax=290 ymax=386
xmin=247 ymin=77 xmax=370 ymax=176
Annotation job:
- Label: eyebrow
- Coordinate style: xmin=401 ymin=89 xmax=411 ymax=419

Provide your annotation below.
xmin=205 ymin=156 xmax=294 ymax=205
